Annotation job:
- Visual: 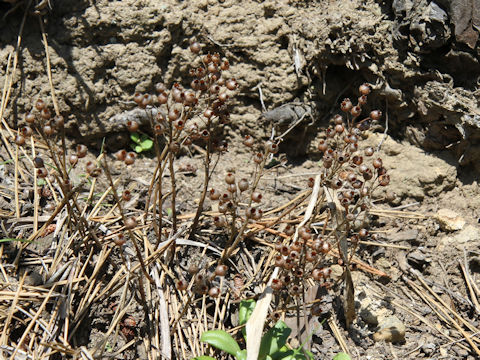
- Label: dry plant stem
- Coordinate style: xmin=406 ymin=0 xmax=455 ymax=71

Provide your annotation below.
xmin=9 ymin=285 xmax=57 ymax=360
xmin=102 ymin=157 xmax=155 ymax=284
xmin=222 ymin=150 xmax=269 ymax=261
xmin=406 ymin=277 xmax=480 ymax=355
xmin=14 ymin=145 xmax=19 ymax=218
xmin=144 ymin=144 xmax=169 ymax=216
xmin=170 ymin=293 xmax=194 ymax=336
xmin=168 ymin=131 xmax=178 ymax=232
xmin=31 ymin=137 xmax=39 ymax=233
xmin=189 ymin=127 xmax=211 ymax=238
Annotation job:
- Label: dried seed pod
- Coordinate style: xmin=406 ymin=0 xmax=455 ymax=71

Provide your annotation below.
xmin=226 ymin=78 xmax=237 ymax=90
xmin=284 ymin=225 xmax=295 ymax=236
xmin=318 ymin=140 xmax=328 ymax=152
xmin=85 ymin=161 xmax=96 ymax=174
xmin=208 ymin=287 xmax=220 ymax=298
xmin=115 ymin=150 xmax=127 ymax=161
xmin=253 ymin=152 xmax=263 ymax=164
xmin=320 ymin=241 xmax=331 ymax=254
xmin=373 ymin=158 xmax=383 ymax=169
xmin=253 ymin=208 xmax=263 ymax=220
xmin=218 ymin=92 xmax=229 ymax=102
xmin=43 ymin=125 xmax=54 ymax=136
xmin=359 ymin=83 xmax=371 ymax=95
xmin=225 ymin=173 xmax=235 ymax=184
xmin=15 ymin=134 xmax=25 ymax=146
xmin=53 ymin=115 xmax=64 ymax=128
xmin=113 ymin=233 xmax=126 ymax=246
xmin=290 ymin=284 xmax=302 ymax=296
xmin=76 ymin=144 xmax=88 ymax=158
xmin=127 ymin=120 xmax=139 ymax=132
xmin=125 ymin=217 xmax=137 ymax=230
xmin=274 ymin=255 xmax=284 ymax=267
xmin=124 ymin=152 xmax=136 ymax=165
xmin=35 ymin=99 xmax=45 ymax=111
xmin=141 ymin=94 xmax=153 ymax=107
xmin=122 ymin=190 xmax=132 ymax=201
xmin=213 ymin=216 xmax=226 ymax=227
xmin=209 ymin=188 xmax=221 ymax=201
xmin=379 ymin=174 xmax=390 ymax=186
xmin=189 ymin=41 xmax=201 ymax=54
xmin=215 ymin=264 xmax=228 ymax=277
xmin=184 ymin=91 xmax=197 ymax=105
xmin=243 ymin=135 xmax=254 ymax=147
xmin=37 ymin=167 xmax=48 ymax=178
xmin=364 ymin=147 xmax=374 ymax=156
xmin=358 ymin=228 xmax=368 ymax=238
xmin=176 ymin=279 xmax=188 ymax=291
xmin=245 ymin=207 xmax=257 ymax=219
xmin=238 ymin=178 xmax=249 ymax=192
xmin=134 ymin=92 xmax=143 ymax=104
xmin=305 ymin=250 xmax=317 ymax=262
xmin=271 ymin=278 xmax=283 ymax=291
xmin=341 ymin=98 xmax=353 ymax=112
xmin=265 ymin=140 xmax=279 ymax=154
xmin=157 ymin=92 xmax=168 ymax=104
xmin=201 ymin=130 xmax=210 ymax=140
xmin=25 ymin=113 xmax=36 ymax=124
xmin=33 ymin=157 xmax=44 ymax=168
xmin=69 ymin=154 xmax=78 ymax=166
xmin=251 ymin=192 xmax=262 ymax=203
xmin=40 ymin=108 xmax=51 ymax=120
xmin=370 ymin=110 xmax=382 ymax=120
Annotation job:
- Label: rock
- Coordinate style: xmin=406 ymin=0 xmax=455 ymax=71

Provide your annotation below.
xmin=357 ymin=288 xmax=392 ymax=326
xmin=407 ymin=248 xmax=431 ymax=270
xmin=330 ymin=264 xmax=343 ymax=282
xmin=373 ymin=315 xmax=406 ymax=343
xmin=390 ymin=229 xmax=419 ymax=242
xmin=365 ymin=134 xmax=457 ymax=200
xmin=435 ymin=208 xmax=466 ymax=231
xmin=438 ymin=225 xmax=480 ymax=250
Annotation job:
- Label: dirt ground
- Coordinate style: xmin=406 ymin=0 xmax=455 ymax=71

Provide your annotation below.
xmin=1 ymin=0 xmax=480 ymax=359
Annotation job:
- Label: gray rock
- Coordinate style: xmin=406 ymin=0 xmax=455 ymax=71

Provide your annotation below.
xmin=373 ymin=315 xmax=406 ymax=343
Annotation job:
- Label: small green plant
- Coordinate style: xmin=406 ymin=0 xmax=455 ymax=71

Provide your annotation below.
xmin=333 ymin=353 xmax=352 ymax=360
xmin=130 ymin=132 xmax=153 ymax=153
xmin=195 ymin=300 xmax=314 ymax=360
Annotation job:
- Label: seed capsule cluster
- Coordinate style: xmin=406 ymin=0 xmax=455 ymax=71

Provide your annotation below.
xmin=318 ymin=84 xmax=389 ymax=234
xmin=120 ymin=41 xmax=237 ymax=165
xmin=210 ymin=171 xmax=263 ymax=228
xmin=176 ymin=263 xmax=229 ymax=299
xmin=272 ymin=226 xmax=332 ymax=297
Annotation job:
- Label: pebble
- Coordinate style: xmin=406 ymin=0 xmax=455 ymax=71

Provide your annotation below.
xmin=435 ymin=208 xmax=465 ymax=231
xmin=373 ymin=315 xmax=406 ymax=343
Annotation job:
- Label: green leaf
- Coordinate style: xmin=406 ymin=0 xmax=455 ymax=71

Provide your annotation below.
xmin=239 ymin=300 xmax=256 ymax=325
xmin=37 ymin=178 xmax=47 ymax=186
xmin=236 ymin=349 xmax=247 ymax=360
xmin=259 ymin=321 xmax=291 ymax=359
xmin=192 ymin=357 xmax=217 ymax=360
xmin=333 ymin=353 xmax=351 ymax=360
xmin=130 ymin=132 xmax=141 ymax=144
xmin=200 ymin=330 xmax=241 ymax=357
xmin=134 ymin=144 xmax=143 ymax=153
xmin=140 ymin=138 xmax=153 ymax=150
xmin=239 ymin=299 xmax=256 ymax=338
xmin=303 ymin=349 xmax=315 ymax=360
